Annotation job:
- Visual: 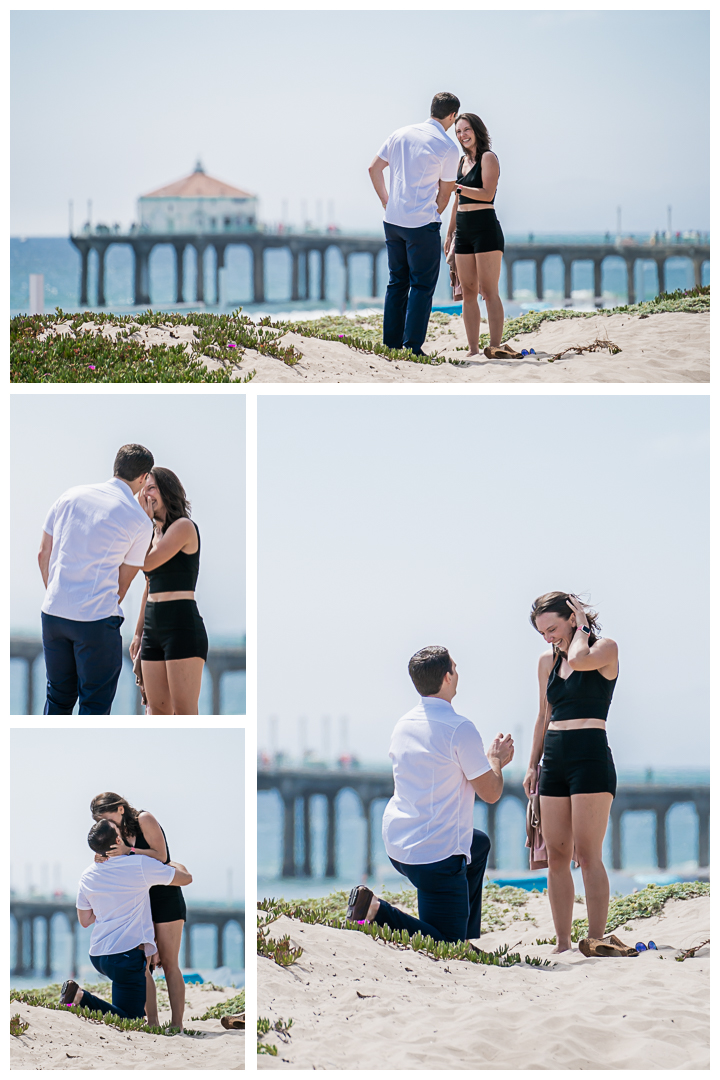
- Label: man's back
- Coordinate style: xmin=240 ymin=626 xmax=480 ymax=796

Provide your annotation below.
xmin=43 ymin=478 xmax=152 ymax=621
xmin=382 ymin=697 xmax=490 ymax=864
xmin=77 ymin=855 xmax=175 ymax=956
xmin=379 ymin=119 xmax=459 ymax=229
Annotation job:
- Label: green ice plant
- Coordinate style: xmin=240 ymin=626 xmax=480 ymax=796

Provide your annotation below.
xmin=257 ymin=1016 xmax=293 ymax=1055
xmin=191 ymin=990 xmax=245 ymax=1021
xmin=9 ymin=989 xmax=201 ymax=1036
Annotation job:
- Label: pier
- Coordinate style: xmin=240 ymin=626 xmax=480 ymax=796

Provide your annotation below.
xmin=70 ymin=228 xmax=709 ymax=308
xmin=10 ymin=635 xmax=244 ymax=715
xmin=257 ymin=767 xmax=710 ymax=877
xmin=10 ymin=898 xmax=244 ymax=977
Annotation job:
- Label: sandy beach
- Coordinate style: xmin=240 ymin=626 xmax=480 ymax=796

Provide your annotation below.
xmin=10 ymin=983 xmax=244 ymax=1070
xmin=257 ymin=894 xmax=709 ymax=1070
xmin=32 ymin=308 xmax=709 ymax=383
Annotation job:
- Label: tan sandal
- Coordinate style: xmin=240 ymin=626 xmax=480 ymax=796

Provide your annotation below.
xmin=220 ymin=1013 xmax=245 ymax=1029
xmin=483 ymin=344 xmax=523 ymax=360
xmin=578 ymin=935 xmax=639 ymax=957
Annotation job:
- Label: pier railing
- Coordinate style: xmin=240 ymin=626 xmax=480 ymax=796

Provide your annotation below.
xmin=69 ymin=229 xmax=709 ymax=309
xmin=10 ymin=636 xmax=245 ymax=716
xmin=10 ymin=898 xmax=244 ymax=977
xmin=257 ymin=767 xmax=709 ymax=878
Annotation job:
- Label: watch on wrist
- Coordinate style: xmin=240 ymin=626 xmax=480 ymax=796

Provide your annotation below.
xmin=579 ymin=625 xmax=591 ymax=635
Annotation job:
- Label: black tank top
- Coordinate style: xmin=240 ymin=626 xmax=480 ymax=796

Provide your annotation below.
xmin=133 ymin=816 xmax=172 ymax=864
xmin=457 ymin=152 xmax=498 ymax=205
xmin=546 ymin=650 xmax=617 ymax=722
xmin=146 ymin=521 xmax=200 ymax=592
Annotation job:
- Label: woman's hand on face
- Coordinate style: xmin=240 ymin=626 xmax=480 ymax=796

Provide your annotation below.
xmin=137 ymin=489 xmax=154 ymax=520
xmin=523 ymin=766 xmax=538 ymax=799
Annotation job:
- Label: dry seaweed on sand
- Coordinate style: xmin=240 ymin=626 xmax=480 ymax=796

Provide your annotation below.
xmin=546 ymin=337 xmax=622 ymax=363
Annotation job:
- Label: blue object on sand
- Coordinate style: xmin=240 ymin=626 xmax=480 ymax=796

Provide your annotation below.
xmin=530 ymin=348 xmax=536 ymax=354
xmin=521 ymin=349 xmax=529 ymax=356
xmin=491 ymin=875 xmax=548 ymax=892
xmin=183 ymin=973 xmax=205 ymax=984
xmin=648 ymin=941 xmax=657 ymax=950
xmin=635 ymin=942 xmax=648 ymax=952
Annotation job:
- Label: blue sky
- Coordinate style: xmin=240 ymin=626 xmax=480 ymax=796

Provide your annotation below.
xmin=10 ymin=394 xmax=245 ymax=640
xmin=11 ymin=728 xmax=244 ymax=902
xmin=11 ymin=9 xmax=709 ymax=235
xmin=258 ymin=394 xmax=709 ymax=771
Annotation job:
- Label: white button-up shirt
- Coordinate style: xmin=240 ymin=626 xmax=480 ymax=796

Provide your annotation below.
xmin=42 ymin=477 xmax=153 ymax=622
xmin=382 ymin=696 xmax=491 ymax=865
xmin=377 ymin=118 xmax=460 ymax=229
xmin=77 ymin=855 xmax=176 ymax=957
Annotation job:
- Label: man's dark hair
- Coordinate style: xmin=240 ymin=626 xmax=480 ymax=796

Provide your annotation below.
xmin=87 ymin=819 xmax=118 ymax=855
xmin=431 ymin=92 xmax=460 ymax=120
xmin=408 ymin=646 xmax=453 ymax=696
xmin=113 ymin=444 xmax=154 ymax=481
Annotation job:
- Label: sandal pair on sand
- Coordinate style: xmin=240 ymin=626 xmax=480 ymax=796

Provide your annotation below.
xmin=578 ymin=934 xmax=640 ymax=957
xmin=484 ymin=344 xmax=525 ymax=360
xmin=221 ymin=1013 xmax=245 ymax=1029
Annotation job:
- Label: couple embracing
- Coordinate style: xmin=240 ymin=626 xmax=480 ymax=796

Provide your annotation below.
xmin=347 ymin=593 xmax=620 ymax=956
xmin=369 ymin=91 xmax=518 ymax=361
xmin=38 ymin=444 xmax=207 ymax=715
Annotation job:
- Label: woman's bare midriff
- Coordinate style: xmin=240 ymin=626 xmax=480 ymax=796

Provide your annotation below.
xmin=457 ymin=203 xmax=494 ymax=212
xmin=148 ymin=591 xmax=195 ymax=602
xmin=548 ymin=718 xmax=606 ymax=731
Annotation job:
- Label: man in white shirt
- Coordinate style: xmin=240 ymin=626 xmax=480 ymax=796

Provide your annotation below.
xmin=347 ymin=645 xmax=514 ymax=943
xmin=368 ymin=92 xmax=461 ymax=356
xmin=38 ymin=444 xmax=155 ymax=714
xmin=60 ymin=818 xmax=192 ymax=1021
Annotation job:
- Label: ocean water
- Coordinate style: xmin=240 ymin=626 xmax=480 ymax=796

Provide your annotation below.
xmin=10 ymin=903 xmax=244 ymax=989
xmin=10 ymin=652 xmax=245 ymax=716
xmin=257 ymin=770 xmax=708 ymax=902
xmin=10 ymin=236 xmax=708 ymax=320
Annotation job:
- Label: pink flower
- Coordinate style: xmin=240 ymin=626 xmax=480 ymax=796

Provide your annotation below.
xmin=339 ymin=334 xmax=344 ymax=338
xmin=228 ymin=342 xmax=236 ymax=348
xmin=88 ymin=364 xmax=96 ymax=369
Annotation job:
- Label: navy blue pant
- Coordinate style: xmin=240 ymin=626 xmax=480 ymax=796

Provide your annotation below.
xmin=376 ymin=829 xmax=491 ymax=943
xmin=42 ymin=612 xmax=124 ymax=715
xmin=383 ymin=220 xmax=442 ymax=353
xmin=81 ymin=948 xmax=147 ymax=1019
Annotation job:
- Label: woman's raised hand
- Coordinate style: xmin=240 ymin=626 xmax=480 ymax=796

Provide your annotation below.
xmin=106 ymin=837 xmax=131 ymax=858
xmin=137 ymin=488 xmax=154 ymax=520
xmin=523 ymin=765 xmax=538 ymax=799
xmin=94 ymin=852 xmax=109 ymax=864
xmin=566 ymin=593 xmax=587 ymax=628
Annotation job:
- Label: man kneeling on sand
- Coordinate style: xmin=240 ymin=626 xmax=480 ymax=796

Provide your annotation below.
xmin=61 ymin=819 xmax=192 ymax=1024
xmin=347 ymin=646 xmax=514 ymax=942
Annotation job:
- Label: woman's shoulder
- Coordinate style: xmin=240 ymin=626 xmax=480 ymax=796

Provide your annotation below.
xmin=538 ymin=649 xmax=554 ymax=672
xmin=482 ymin=149 xmax=499 ymax=163
xmin=166 ymin=516 xmax=196 ymax=538
xmin=138 ymin=809 xmax=159 ymax=826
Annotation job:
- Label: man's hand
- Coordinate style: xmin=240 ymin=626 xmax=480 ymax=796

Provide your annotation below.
xmin=148 ymin=951 xmax=161 ymax=972
xmin=487 ymin=732 xmax=514 ymax=769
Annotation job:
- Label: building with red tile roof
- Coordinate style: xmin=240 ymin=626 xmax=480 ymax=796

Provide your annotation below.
xmin=138 ymin=161 xmax=258 ymax=234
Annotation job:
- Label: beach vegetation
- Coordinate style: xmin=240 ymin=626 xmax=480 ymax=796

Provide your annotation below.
xmin=191 ymin=990 xmax=245 ymax=1021
xmin=257 ymin=923 xmax=304 ymax=967
xmin=10 ymin=1013 xmax=29 ymax=1037
xmin=258 ymin=897 xmax=550 ymax=968
xmin=9 ymin=989 xmax=202 ymax=1037
xmin=571 ymin=880 xmax=709 ymax=942
xmin=257 ymin=1016 xmax=293 ymax=1056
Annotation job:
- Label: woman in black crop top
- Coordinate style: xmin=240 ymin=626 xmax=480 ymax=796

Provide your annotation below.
xmin=445 ymin=112 xmax=513 ymax=361
xmin=524 ymin=592 xmax=619 ymax=955
xmin=129 ymin=467 xmax=208 ymax=715
xmin=90 ymin=791 xmax=188 ymax=1030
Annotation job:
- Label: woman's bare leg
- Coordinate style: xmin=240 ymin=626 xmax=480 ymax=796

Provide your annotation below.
xmin=571 ymin=792 xmax=614 ymax=940
xmin=456 ymin=253 xmax=481 ymax=355
xmin=540 ymin=795 xmax=575 ymax=951
xmin=155 ymin=920 xmax=186 ymax=1030
xmin=141 ymin=661 xmax=173 ymax=715
xmin=476 ymin=251 xmax=504 ymax=347
xmin=166 ymin=658 xmax=205 ymax=715
xmin=145 ymin=965 xmax=159 ymax=1026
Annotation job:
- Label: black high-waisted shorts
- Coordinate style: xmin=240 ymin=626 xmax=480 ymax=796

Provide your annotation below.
xmin=149 ymin=883 xmax=187 ymax=924
xmin=141 ymin=599 xmax=208 ymax=662
xmin=454 ymin=208 xmax=505 ymax=255
xmin=539 ymin=728 xmax=617 ymax=798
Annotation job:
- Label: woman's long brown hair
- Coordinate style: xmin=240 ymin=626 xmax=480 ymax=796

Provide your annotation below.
xmin=529 ymin=591 xmax=601 ymax=654
xmin=90 ymin=792 xmax=141 ymax=843
xmin=150 ymin=467 xmax=192 ymax=535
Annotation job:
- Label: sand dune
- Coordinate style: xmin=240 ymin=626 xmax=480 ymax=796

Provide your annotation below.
xmin=257 ymin=895 xmax=709 ymax=1070
xmin=219 ymin=311 xmax=709 ymax=383
xmin=10 ymin=984 xmax=244 ymax=1070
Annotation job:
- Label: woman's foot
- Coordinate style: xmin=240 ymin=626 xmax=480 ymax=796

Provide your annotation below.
xmin=551 ymin=940 xmax=573 ymax=954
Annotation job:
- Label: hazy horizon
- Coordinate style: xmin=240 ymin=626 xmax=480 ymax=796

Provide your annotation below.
xmin=11 ymin=10 xmax=709 ymax=236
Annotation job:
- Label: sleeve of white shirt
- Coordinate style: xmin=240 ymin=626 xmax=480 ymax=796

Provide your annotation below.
xmin=76 ymin=882 xmax=92 ymax=910
xmin=123 ymin=518 xmax=153 ymax=567
xmin=141 ymin=858 xmax=178 ymax=887
xmin=454 ymin=720 xmax=492 ymax=780
xmin=376 ymin=136 xmax=391 ymax=163
xmin=440 ymin=144 xmax=460 ymax=182
xmin=42 ymin=499 xmax=58 ymax=536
